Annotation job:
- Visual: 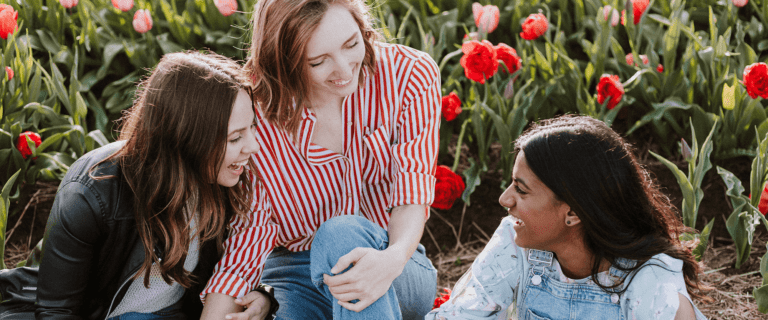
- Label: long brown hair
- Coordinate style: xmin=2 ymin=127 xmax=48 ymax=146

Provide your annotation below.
xmin=95 ymin=51 xmax=253 ymax=288
xmin=245 ymin=0 xmax=379 ymax=136
xmin=516 ymin=115 xmax=711 ymax=301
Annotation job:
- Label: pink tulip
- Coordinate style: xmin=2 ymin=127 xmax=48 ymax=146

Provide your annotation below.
xmin=111 ymin=0 xmax=133 ymax=12
xmin=733 ymin=0 xmax=748 ymax=7
xmin=60 ymin=0 xmax=78 ymax=9
xmin=472 ymin=3 xmax=499 ymax=34
xmin=214 ymin=0 xmax=238 ymax=17
xmin=133 ymin=9 xmax=152 ymax=34
xmin=602 ymin=5 xmax=619 ymax=27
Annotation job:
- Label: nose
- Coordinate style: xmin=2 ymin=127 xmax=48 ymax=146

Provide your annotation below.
xmin=243 ymin=128 xmax=260 ymax=155
xmin=333 ymin=54 xmax=355 ymax=79
xmin=498 ymin=184 xmax=516 ymax=208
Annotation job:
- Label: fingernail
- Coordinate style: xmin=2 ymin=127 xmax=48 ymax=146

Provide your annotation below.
xmin=225 ymin=316 xmax=232 ymax=320
xmin=235 ymin=298 xmax=242 ymax=303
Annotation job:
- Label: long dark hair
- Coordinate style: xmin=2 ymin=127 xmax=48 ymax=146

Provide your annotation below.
xmin=515 ymin=115 xmax=709 ymax=300
xmin=93 ymin=51 xmax=254 ymax=288
xmin=244 ymin=0 xmax=379 ymax=137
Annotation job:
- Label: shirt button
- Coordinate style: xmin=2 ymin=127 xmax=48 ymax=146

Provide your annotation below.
xmin=611 ymin=293 xmax=619 ymax=304
xmin=531 ymin=274 xmax=541 ymax=286
xmin=347 ymin=121 xmax=353 ymax=126
xmin=347 ymin=193 xmax=353 ymax=198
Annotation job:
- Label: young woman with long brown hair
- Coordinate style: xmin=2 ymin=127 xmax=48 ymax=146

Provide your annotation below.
xmin=201 ymin=0 xmax=441 ymax=319
xmin=35 ymin=51 xmax=273 ymax=320
xmin=428 ymin=115 xmax=710 ymax=320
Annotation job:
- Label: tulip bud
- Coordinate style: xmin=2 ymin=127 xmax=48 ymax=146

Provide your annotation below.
xmin=681 ymin=138 xmax=693 ymax=161
xmin=214 ymin=0 xmax=238 ymax=17
xmin=5 ymin=66 xmax=12 ymax=80
xmin=504 ymin=79 xmax=515 ymax=100
xmin=111 ymin=0 xmax=133 ymax=12
xmin=133 ymin=9 xmax=153 ymax=34
xmin=60 ymin=0 xmax=78 ymax=9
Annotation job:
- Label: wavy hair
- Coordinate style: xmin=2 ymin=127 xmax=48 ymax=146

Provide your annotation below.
xmin=93 ymin=51 xmax=254 ymax=288
xmin=515 ymin=115 xmax=710 ymax=301
xmin=244 ymin=0 xmax=379 ymax=137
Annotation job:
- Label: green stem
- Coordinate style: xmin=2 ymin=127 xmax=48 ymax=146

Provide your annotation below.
xmin=452 ymin=119 xmax=469 ymax=172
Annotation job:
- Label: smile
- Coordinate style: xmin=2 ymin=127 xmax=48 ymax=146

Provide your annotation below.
xmin=330 ymin=78 xmax=351 ymax=86
xmin=228 ymin=159 xmax=248 ymax=170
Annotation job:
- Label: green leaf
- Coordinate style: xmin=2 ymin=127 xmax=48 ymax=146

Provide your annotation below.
xmin=0 ymin=169 xmax=21 ymax=270
xmin=726 ymin=208 xmax=757 ymax=269
xmin=461 ymin=158 xmax=487 ymax=206
xmin=754 ymin=284 xmax=768 ymax=313
xmin=649 ymin=151 xmax=696 ymax=227
xmin=693 ymin=219 xmax=716 ymax=261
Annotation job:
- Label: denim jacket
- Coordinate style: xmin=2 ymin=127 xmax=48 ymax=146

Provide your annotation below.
xmin=426 ymin=217 xmax=707 ymax=320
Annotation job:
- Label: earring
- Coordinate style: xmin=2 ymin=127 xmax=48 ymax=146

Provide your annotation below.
xmin=566 ymin=220 xmax=571 ymax=225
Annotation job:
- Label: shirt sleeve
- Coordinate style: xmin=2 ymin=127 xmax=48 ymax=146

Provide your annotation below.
xmin=201 ymin=173 xmax=280 ymax=301
xmin=622 ymin=255 xmax=696 ymax=320
xmin=426 ymin=218 xmax=522 ymax=320
xmin=389 ymin=50 xmax=441 ymax=217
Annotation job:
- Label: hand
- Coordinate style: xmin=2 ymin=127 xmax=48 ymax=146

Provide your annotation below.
xmin=322 ymin=247 xmax=407 ymax=312
xmin=224 ymin=291 xmax=272 ymax=320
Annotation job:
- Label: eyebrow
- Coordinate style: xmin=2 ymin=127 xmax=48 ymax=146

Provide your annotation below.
xmin=307 ymin=32 xmax=359 ymax=61
xmin=513 ymin=177 xmax=530 ymax=191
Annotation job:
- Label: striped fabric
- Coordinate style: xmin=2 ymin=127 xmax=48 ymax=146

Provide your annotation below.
xmin=202 ymin=43 xmax=441 ymax=299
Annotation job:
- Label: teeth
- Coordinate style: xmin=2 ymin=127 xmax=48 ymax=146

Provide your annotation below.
xmin=229 ymin=160 xmax=248 ymax=170
xmin=332 ymin=79 xmax=350 ymax=86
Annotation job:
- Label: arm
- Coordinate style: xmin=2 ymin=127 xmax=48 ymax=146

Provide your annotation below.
xmin=37 ymin=182 xmax=103 ymax=319
xmin=201 ymin=180 xmax=280 ymax=320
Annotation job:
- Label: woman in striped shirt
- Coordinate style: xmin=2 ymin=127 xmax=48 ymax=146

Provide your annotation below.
xmin=201 ymin=0 xmax=441 ymax=319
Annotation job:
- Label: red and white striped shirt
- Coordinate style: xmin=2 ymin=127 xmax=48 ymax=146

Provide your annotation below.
xmin=202 ymin=43 xmax=441 ymax=299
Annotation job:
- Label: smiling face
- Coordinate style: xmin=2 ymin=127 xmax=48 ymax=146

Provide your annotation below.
xmin=217 ymin=89 xmax=259 ymax=187
xmin=499 ymin=152 xmax=572 ymax=251
xmin=304 ymin=3 xmax=366 ymax=107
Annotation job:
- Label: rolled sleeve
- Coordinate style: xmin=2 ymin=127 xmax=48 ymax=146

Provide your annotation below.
xmin=389 ymin=52 xmax=441 ymax=217
xmin=201 ymin=181 xmax=279 ymax=301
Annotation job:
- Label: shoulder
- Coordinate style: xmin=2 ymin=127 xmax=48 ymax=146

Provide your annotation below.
xmin=374 ymin=42 xmax=439 ymax=81
xmin=61 ymin=141 xmax=125 ymax=186
xmin=623 ymin=254 xmax=689 ymax=319
xmin=472 ymin=217 xmax=523 ymax=281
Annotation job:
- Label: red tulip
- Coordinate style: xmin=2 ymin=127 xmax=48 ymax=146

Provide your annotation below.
xmin=111 ymin=0 xmax=133 ymax=12
xmin=432 ymin=288 xmax=452 ymax=309
xmin=133 ymin=9 xmax=153 ymax=34
xmin=520 ymin=13 xmax=548 ymax=40
xmin=432 ymin=166 xmax=465 ymax=210
xmin=60 ymin=0 xmax=78 ymax=9
xmin=596 ymin=74 xmax=624 ymax=110
xmin=16 ymin=131 xmax=42 ymax=160
xmin=759 ymin=183 xmax=768 ymax=215
xmin=657 ymin=64 xmax=664 ymax=73
xmin=441 ymin=92 xmax=462 ymax=122
xmin=472 ymin=3 xmax=499 ymax=34
xmin=214 ymin=0 xmax=238 ymax=17
xmin=743 ymin=62 xmax=768 ymax=99
xmin=494 ymin=43 xmax=522 ymax=76
xmin=5 ymin=66 xmax=12 ymax=80
xmin=621 ymin=0 xmax=649 ymax=25
xmin=0 ymin=4 xmax=18 ymax=40
xmin=459 ymin=40 xmax=498 ymax=84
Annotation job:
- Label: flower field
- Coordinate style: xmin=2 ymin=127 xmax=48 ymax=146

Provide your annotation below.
xmin=2 ymin=0 xmax=768 ymax=317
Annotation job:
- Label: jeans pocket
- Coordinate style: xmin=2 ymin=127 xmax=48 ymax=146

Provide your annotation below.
xmin=526 ymin=309 xmax=553 ymax=320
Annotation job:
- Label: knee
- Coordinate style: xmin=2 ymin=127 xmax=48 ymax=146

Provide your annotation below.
xmin=313 ymin=215 xmax=384 ymax=251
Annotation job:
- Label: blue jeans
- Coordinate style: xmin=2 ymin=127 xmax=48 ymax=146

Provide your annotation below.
xmin=260 ymin=215 xmax=437 ymax=320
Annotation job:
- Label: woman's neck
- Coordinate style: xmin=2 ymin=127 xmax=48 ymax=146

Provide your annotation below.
xmin=552 ymin=235 xmax=610 ymax=279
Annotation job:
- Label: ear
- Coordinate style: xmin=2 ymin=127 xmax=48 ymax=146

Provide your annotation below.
xmin=564 ymin=209 xmax=581 ymax=227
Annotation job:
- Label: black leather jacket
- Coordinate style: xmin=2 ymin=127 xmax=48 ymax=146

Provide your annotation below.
xmin=37 ymin=142 xmax=222 ymax=319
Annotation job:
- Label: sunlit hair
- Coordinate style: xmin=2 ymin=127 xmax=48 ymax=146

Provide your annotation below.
xmin=92 ymin=51 xmax=254 ymax=288
xmin=245 ymin=0 xmax=379 ymax=136
xmin=515 ymin=115 xmax=711 ymax=301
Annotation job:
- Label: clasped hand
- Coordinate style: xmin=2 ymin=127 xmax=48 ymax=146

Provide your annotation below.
xmin=322 ymin=247 xmax=406 ymax=312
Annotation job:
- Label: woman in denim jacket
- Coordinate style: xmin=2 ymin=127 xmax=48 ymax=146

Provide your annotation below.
xmin=428 ymin=115 xmax=710 ymax=320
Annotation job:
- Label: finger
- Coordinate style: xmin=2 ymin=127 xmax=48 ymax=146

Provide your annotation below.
xmin=234 ymin=291 xmax=261 ymax=306
xmin=323 ymin=271 xmax=355 ymax=287
xmin=224 ymin=312 xmax=249 ymax=320
xmin=338 ymin=298 xmax=372 ymax=313
xmin=329 ymin=291 xmax=360 ymax=303
xmin=330 ymin=248 xmax=367 ymax=274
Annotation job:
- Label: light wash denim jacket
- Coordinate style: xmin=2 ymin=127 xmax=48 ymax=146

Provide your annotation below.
xmin=426 ymin=217 xmax=708 ymax=320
